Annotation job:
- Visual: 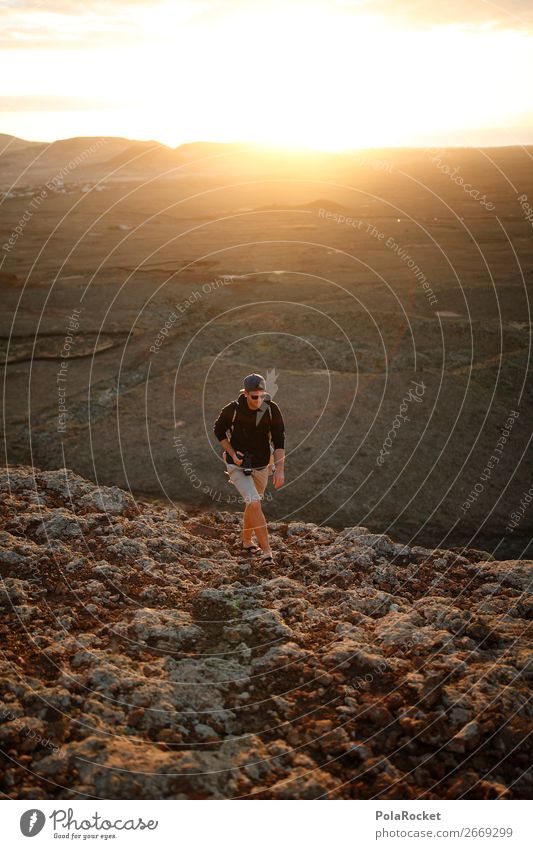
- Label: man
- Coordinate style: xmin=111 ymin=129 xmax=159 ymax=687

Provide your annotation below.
xmin=213 ymin=373 xmax=285 ymax=565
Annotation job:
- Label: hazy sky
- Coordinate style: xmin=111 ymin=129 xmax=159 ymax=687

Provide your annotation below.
xmin=1 ymin=0 xmax=533 ymax=149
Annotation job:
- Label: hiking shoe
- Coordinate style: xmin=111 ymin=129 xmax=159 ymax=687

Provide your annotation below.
xmin=259 ymin=552 xmax=275 ymax=565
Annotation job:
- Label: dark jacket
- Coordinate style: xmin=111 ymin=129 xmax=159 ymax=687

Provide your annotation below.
xmin=213 ymin=393 xmax=285 ymax=468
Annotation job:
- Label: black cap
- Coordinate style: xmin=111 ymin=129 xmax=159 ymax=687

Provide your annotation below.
xmin=243 ymin=373 xmax=266 ymax=391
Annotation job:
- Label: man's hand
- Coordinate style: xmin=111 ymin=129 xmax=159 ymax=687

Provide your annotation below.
xmin=272 ymin=465 xmax=285 ymax=489
xmin=233 ymin=450 xmax=244 ymax=466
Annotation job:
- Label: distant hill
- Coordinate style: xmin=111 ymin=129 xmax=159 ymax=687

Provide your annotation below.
xmin=2 ymin=132 xmax=533 ymax=188
xmin=0 ymin=135 xmax=136 ymax=185
xmin=0 ymin=133 xmax=44 ymax=152
xmin=0 ymin=135 xmax=248 ymax=185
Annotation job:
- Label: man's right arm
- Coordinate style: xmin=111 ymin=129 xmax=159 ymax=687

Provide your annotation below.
xmin=218 ymin=437 xmax=241 ymax=464
xmin=213 ymin=405 xmax=241 ymax=464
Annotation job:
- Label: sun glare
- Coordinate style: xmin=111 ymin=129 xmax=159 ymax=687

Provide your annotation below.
xmin=128 ymin=4 xmax=533 ymax=150
xmin=1 ymin=1 xmax=532 ymax=149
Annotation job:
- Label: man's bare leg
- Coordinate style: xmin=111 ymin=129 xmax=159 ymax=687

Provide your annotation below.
xmin=243 ymin=500 xmax=271 ymax=554
xmin=242 ymin=502 xmax=256 ymax=546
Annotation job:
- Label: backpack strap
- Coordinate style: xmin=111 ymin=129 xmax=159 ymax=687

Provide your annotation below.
xmin=222 ymin=401 xmax=239 ymax=466
xmin=265 ymin=400 xmax=273 ymax=457
xmin=224 ymin=400 xmax=239 ymax=443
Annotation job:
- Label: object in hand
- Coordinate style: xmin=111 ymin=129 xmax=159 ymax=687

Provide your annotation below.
xmin=243 ymin=452 xmax=253 ymax=475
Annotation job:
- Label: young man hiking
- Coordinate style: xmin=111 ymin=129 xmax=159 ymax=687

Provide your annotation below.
xmin=213 ymin=373 xmax=285 ymax=565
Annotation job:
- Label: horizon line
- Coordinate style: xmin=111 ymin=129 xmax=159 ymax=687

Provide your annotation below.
xmin=2 ymin=131 xmax=533 ymax=154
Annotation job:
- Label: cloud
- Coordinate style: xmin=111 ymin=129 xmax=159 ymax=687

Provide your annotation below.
xmin=0 ymin=95 xmax=117 ymax=111
xmin=1 ymin=0 xmax=532 ymax=54
xmin=337 ymin=0 xmax=533 ymax=31
xmin=0 ymin=0 xmax=215 ymax=50
xmin=2 ymin=0 xmax=156 ymax=12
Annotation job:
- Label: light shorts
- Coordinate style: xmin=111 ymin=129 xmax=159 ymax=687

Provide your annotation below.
xmin=225 ymin=462 xmax=272 ymax=504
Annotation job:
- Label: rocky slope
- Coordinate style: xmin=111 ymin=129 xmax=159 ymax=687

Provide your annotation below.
xmin=0 ymin=465 xmax=531 ymax=799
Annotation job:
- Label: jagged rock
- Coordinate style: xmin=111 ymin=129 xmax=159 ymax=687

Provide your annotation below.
xmin=127 ymin=608 xmax=202 ymax=649
xmin=448 ymin=720 xmax=481 ymax=753
xmin=33 ymin=509 xmax=86 ymax=541
xmin=374 ymin=610 xmax=424 ymax=646
xmin=477 ymin=560 xmax=532 ymax=592
xmin=77 ymin=485 xmax=135 ymax=515
xmin=0 ymin=578 xmax=30 ymax=605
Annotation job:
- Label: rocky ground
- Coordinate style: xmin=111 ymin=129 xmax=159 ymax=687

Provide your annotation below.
xmin=0 ymin=465 xmax=531 ymax=799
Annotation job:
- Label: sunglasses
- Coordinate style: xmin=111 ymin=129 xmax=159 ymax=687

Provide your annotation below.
xmin=249 ymin=392 xmax=267 ymax=399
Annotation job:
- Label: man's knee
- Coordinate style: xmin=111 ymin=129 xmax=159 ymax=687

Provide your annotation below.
xmin=246 ymin=498 xmax=263 ymax=514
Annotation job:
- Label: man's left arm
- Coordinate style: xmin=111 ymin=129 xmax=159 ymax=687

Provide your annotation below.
xmin=271 ymin=404 xmax=285 ymax=488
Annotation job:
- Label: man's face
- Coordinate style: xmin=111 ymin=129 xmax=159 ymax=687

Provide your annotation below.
xmin=244 ymin=388 xmax=267 ymax=410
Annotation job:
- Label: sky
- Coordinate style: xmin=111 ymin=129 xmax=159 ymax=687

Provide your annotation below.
xmin=1 ymin=0 xmax=533 ymax=150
